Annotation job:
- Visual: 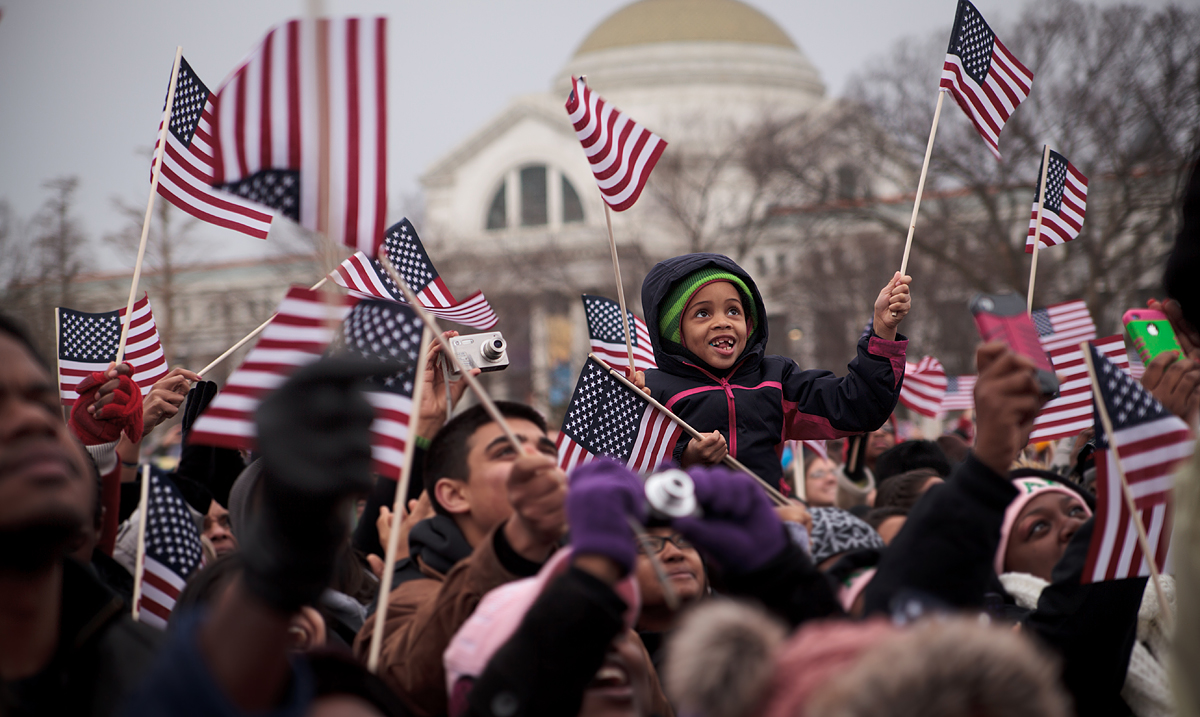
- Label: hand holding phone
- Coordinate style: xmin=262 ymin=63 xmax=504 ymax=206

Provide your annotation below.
xmin=969 ymin=293 xmax=1059 ymax=397
xmin=1123 ymin=309 xmax=1182 ymax=365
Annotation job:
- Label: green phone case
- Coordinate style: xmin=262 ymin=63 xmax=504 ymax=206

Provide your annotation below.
xmin=1126 ymin=318 xmax=1181 ymax=364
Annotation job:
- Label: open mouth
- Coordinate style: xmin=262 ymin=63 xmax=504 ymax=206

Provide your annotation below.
xmin=587 ymin=655 xmax=632 ymax=697
xmin=708 ymin=337 xmax=737 ymax=355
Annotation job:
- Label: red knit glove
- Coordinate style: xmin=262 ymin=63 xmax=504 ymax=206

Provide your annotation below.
xmin=69 ymin=371 xmax=144 ymax=445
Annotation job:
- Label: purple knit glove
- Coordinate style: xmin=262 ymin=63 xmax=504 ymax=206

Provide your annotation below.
xmin=673 ymin=466 xmax=787 ymax=574
xmin=567 ymin=457 xmax=647 ymax=576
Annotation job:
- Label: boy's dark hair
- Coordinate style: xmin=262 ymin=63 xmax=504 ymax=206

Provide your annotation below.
xmin=874 ymin=440 xmax=950 ymax=484
xmin=422 ymin=401 xmax=548 ymax=517
xmin=0 ymin=313 xmax=48 ymax=369
xmin=864 ymin=506 xmax=908 ymax=532
xmin=874 ymin=468 xmax=940 ymax=511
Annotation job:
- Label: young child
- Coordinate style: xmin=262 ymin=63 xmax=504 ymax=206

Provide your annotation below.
xmin=637 ymin=252 xmax=910 ymax=489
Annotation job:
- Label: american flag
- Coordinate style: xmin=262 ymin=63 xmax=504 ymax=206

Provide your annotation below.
xmin=330 ymin=219 xmax=498 ymax=329
xmin=800 ymin=439 xmax=828 ymax=461
xmin=940 ymin=375 xmax=977 ymax=413
xmin=565 ymin=76 xmax=667 ymax=212
xmin=154 ymin=56 xmax=275 ymax=240
xmin=331 ymin=298 xmax=423 ymax=479
xmin=939 ymin=0 xmax=1034 ymax=160
xmin=583 ymin=295 xmax=656 ymax=373
xmin=899 ymin=356 xmax=947 ymax=418
xmin=188 ymin=287 xmax=354 ymax=449
xmin=56 ymin=294 xmax=170 ymax=406
xmin=1026 ymin=149 xmax=1088 ymax=253
xmin=212 ymin=17 xmax=388 ymax=255
xmin=1032 ymin=300 xmax=1097 ymax=352
xmin=557 ymin=357 xmax=683 ymax=475
xmin=136 ymin=471 xmax=205 ymax=629
xmin=1083 ymin=345 xmax=1193 ymax=583
xmin=1029 ymin=334 xmax=1128 ymax=444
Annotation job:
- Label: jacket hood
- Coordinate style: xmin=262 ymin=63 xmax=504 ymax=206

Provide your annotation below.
xmin=408 ymin=514 xmax=473 ymax=576
xmin=641 ymin=253 xmax=769 ymax=378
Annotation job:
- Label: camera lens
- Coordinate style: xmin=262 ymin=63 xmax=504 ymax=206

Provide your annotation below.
xmin=482 ymin=336 xmax=506 ymax=361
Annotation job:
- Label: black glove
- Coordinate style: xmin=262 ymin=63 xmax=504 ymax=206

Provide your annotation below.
xmin=241 ymin=357 xmax=390 ymax=612
xmin=177 ymin=380 xmax=245 ymax=507
xmin=181 ymin=380 xmax=219 ymax=442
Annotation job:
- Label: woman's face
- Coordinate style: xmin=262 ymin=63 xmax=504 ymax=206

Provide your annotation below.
xmin=578 ymin=632 xmax=654 ymax=717
xmin=805 ymin=458 xmax=838 ymax=507
xmin=1004 ymin=492 xmax=1090 ymax=581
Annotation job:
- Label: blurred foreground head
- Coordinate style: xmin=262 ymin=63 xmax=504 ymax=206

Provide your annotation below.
xmin=0 ymin=315 xmax=93 ymax=569
xmin=666 ymin=602 xmax=1070 ymax=717
xmin=1164 ymin=159 xmax=1200 ymax=329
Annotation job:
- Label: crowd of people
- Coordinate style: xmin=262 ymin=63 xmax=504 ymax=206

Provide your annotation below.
xmin=0 ymin=161 xmax=1198 ymax=717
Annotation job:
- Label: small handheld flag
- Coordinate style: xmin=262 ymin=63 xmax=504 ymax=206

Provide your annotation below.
xmin=1026 ymin=149 xmax=1088 ymax=252
xmin=565 ymin=77 xmax=667 ymax=212
xmin=899 ymin=356 xmax=948 ymax=419
xmin=939 ymin=0 xmax=1034 ymax=159
xmin=583 ymin=295 xmax=656 ymax=373
xmin=57 ymin=294 xmax=169 ymax=406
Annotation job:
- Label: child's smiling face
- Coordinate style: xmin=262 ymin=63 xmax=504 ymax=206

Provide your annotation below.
xmin=681 ymin=281 xmax=748 ymax=370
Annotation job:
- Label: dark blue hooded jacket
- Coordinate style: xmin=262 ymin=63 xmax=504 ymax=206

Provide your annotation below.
xmin=641 ymin=253 xmax=907 ymax=489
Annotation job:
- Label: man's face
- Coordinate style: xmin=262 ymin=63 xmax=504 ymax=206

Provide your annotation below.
xmin=634 ymin=527 xmax=705 ymax=610
xmin=458 ymin=418 xmax=556 ymax=534
xmin=203 ymin=501 xmax=238 ymax=557
xmin=0 ymin=335 xmax=92 ymax=542
xmin=867 ymin=424 xmax=896 ymax=461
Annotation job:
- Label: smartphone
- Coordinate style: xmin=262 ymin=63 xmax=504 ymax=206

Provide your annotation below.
xmin=1123 ymin=309 xmax=1181 ymax=365
xmin=969 ymin=293 xmax=1060 ymax=397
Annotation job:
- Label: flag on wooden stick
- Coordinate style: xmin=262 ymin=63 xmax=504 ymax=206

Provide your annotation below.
xmin=56 ymin=294 xmax=169 ymax=406
xmin=1084 ymin=345 xmax=1193 ymax=583
xmin=212 ymin=17 xmax=388 ymax=254
xmin=1026 ymin=150 xmax=1088 ymax=252
xmin=135 ymin=471 xmax=205 ymax=629
xmin=557 ymin=357 xmax=682 ymax=474
xmin=939 ymin=0 xmax=1033 ymax=159
xmin=154 ymin=56 xmax=275 ymax=240
xmin=583 ymin=295 xmax=656 ymax=373
xmin=565 ymin=77 xmax=666 ymax=212
xmin=330 ymin=219 xmax=498 ymax=329
xmin=899 ymin=356 xmax=947 ymax=418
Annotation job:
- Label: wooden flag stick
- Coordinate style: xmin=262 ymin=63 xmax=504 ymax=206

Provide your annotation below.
xmin=1027 ymin=144 xmax=1051 ymax=313
xmin=368 ymin=325 xmax=433 ymax=673
xmin=589 ymin=353 xmax=788 ymax=506
xmin=897 ymin=90 xmax=946 ymax=280
xmin=196 ymin=277 xmax=329 ymax=377
xmin=118 ymin=46 xmax=183 ymax=364
xmin=1080 ymin=342 xmax=1174 ymax=625
xmin=378 ymin=252 xmax=523 ymax=452
xmin=604 ymin=203 xmax=638 ymax=377
xmin=130 ymin=464 xmax=151 ymax=621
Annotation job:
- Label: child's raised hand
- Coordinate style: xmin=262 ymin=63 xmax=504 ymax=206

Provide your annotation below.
xmin=873 ymin=271 xmax=912 ymax=340
xmin=629 ymin=369 xmax=651 ymax=397
xmin=681 ymin=430 xmax=728 ymax=467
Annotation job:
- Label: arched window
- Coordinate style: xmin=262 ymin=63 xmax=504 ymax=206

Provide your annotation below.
xmin=485 ymin=164 xmax=586 ymax=230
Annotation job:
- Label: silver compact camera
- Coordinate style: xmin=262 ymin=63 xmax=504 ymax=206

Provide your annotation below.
xmin=448 ymin=332 xmax=509 ymax=373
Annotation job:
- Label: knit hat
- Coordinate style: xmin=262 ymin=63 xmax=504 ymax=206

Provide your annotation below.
xmin=443 ymin=548 xmax=640 ymax=701
xmin=809 ymin=507 xmax=886 ymax=565
xmin=994 ymin=476 xmax=1093 ymax=575
xmin=658 ymin=268 xmax=757 ymax=345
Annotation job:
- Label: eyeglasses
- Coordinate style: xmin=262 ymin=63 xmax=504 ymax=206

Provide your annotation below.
xmin=635 ymin=534 xmax=693 ymax=554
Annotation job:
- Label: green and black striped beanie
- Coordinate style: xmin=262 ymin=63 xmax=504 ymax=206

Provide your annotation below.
xmin=658 ymin=268 xmax=757 ymax=345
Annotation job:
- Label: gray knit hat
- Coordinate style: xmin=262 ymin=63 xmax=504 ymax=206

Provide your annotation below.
xmin=809 ymin=507 xmax=886 ymax=565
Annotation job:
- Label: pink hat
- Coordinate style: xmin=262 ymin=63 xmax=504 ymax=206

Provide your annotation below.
xmin=994 ymin=477 xmax=1092 ymax=575
xmin=838 ymin=567 xmax=877 ymax=613
xmin=443 ymin=549 xmax=640 ymax=704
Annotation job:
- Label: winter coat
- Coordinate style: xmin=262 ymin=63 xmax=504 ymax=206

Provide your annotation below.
xmin=641 ymin=253 xmax=906 ymax=489
xmin=864 ymin=454 xmax=1149 ymax=716
xmin=1 ymin=559 xmax=161 ymax=717
xmin=352 ymin=516 xmax=552 ymax=717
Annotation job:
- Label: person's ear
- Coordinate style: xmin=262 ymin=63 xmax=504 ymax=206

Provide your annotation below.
xmin=288 ymin=606 xmax=326 ymax=652
xmin=435 ymin=477 xmax=471 ymax=516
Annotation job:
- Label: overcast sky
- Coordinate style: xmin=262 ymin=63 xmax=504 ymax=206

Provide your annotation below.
xmin=0 ymin=0 xmax=1174 ymax=271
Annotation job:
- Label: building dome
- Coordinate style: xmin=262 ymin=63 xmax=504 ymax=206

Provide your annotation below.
xmin=573 ymin=0 xmax=797 ymax=56
xmin=554 ymin=0 xmax=825 ymax=118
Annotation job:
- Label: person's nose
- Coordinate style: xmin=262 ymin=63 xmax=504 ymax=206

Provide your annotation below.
xmin=1059 ymin=516 xmax=1084 ymax=546
xmin=658 ymin=540 xmax=684 ymax=563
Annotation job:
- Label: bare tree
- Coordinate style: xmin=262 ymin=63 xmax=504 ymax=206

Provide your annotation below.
xmin=751 ymin=0 xmax=1199 ymax=372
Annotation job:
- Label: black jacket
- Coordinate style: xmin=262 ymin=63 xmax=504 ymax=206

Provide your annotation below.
xmin=641 ymin=253 xmax=907 ymax=488
xmin=0 ymin=559 xmax=161 ymax=717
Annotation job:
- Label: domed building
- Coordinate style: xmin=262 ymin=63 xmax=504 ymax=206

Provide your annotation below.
xmin=421 ymin=0 xmax=837 ymax=418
